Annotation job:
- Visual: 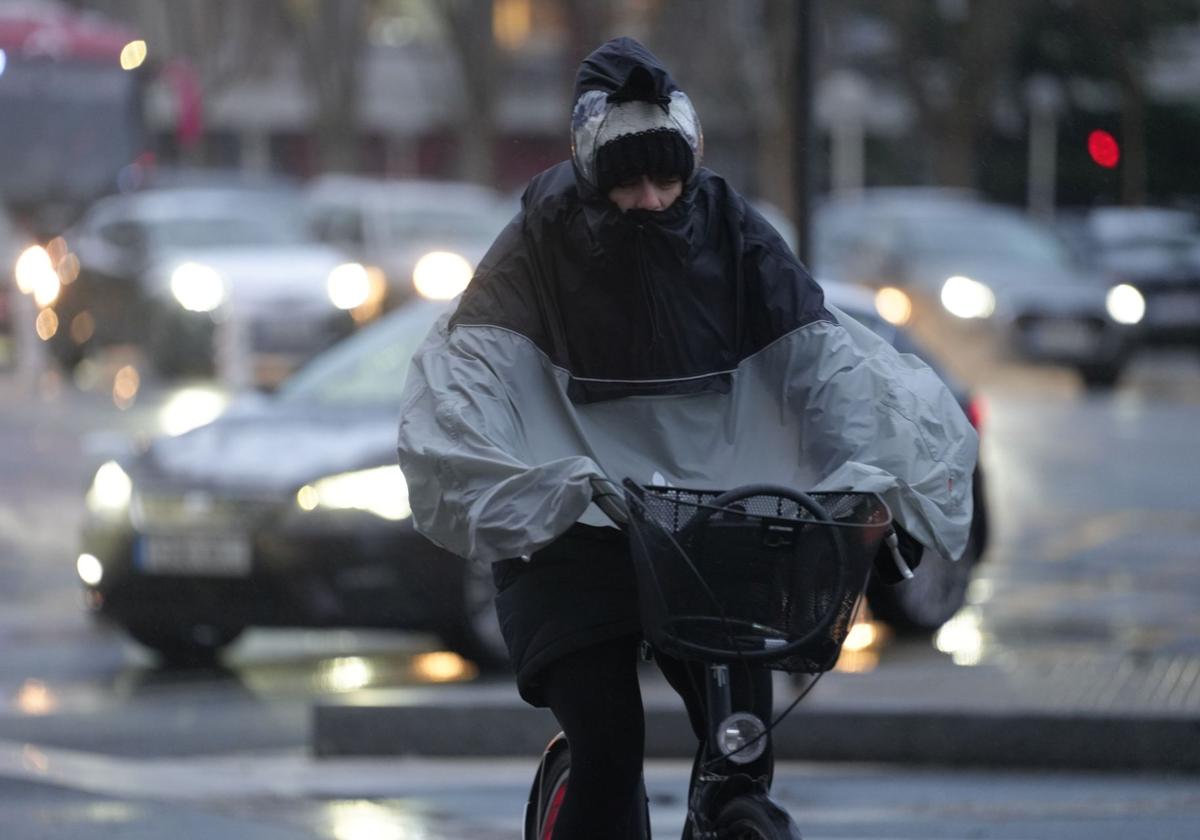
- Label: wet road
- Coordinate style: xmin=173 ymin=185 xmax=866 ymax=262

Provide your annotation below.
xmin=1 ymin=350 xmax=1199 ymax=837
xmin=3 ymin=752 xmax=1199 ymax=839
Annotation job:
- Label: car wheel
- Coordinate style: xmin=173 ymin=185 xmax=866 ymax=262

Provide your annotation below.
xmin=440 ymin=560 xmax=509 ymax=672
xmin=867 ymin=533 xmax=979 ymax=634
xmin=125 ymin=621 xmax=244 ymax=667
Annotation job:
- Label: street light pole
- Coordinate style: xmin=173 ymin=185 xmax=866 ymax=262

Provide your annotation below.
xmin=792 ymin=0 xmax=815 ymax=266
xmin=1026 ymin=75 xmax=1062 ymax=221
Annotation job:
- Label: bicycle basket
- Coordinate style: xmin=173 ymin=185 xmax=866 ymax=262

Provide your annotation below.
xmin=623 ymin=482 xmax=891 ymax=673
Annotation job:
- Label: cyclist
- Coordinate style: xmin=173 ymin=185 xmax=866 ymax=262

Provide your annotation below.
xmin=398 ymin=37 xmax=978 ymax=839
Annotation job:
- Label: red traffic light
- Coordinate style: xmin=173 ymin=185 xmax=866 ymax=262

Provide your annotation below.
xmin=1088 ymin=130 xmax=1120 ymax=168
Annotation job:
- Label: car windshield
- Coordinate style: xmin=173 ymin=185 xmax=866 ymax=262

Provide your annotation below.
xmin=388 ymin=208 xmax=504 ymax=242
xmin=905 ymin=213 xmax=1074 ymax=268
xmin=275 ymin=299 xmax=451 ymax=406
xmin=144 ymin=208 xmax=309 ymax=249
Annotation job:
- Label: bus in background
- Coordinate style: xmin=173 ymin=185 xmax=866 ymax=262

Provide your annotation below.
xmin=0 ymin=1 xmax=149 ymax=240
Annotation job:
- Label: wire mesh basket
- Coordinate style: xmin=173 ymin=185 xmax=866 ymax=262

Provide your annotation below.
xmin=623 ymin=482 xmax=892 ymax=673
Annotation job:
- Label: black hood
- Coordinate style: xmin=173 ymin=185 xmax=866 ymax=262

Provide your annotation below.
xmin=573 ymin=36 xmax=681 ymax=102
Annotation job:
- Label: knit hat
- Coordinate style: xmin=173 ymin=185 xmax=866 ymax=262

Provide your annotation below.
xmin=571 ymin=43 xmax=703 ymax=194
xmin=594 ymin=124 xmax=694 ymax=194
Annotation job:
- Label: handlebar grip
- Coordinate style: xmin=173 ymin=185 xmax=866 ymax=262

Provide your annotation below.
xmin=590 ymin=477 xmax=629 ymax=527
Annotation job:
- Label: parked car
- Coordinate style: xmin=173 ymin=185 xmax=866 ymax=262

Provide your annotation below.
xmin=49 ymin=185 xmax=371 ymax=382
xmin=1079 ymin=206 xmax=1200 ymax=350
xmin=76 ymin=280 xmax=988 ymax=668
xmin=304 ymin=176 xmax=509 ymax=305
xmin=814 ymin=189 xmax=1141 ymax=388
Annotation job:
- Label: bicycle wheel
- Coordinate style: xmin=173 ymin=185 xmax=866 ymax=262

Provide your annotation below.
xmin=529 ymin=744 xmax=570 ymax=840
xmin=715 ymin=793 xmax=802 ymax=839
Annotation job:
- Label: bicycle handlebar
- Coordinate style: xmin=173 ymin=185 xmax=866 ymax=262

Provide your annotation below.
xmin=589 ymin=476 xmax=629 ymax=527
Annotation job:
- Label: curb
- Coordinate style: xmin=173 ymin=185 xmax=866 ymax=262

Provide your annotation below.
xmin=311 ymin=699 xmax=1200 ymax=773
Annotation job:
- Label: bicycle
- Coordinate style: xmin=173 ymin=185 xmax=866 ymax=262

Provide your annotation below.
xmin=523 ymin=477 xmax=895 ymax=839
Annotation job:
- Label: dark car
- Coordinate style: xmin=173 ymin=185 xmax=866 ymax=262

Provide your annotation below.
xmin=1079 ymin=206 xmax=1200 ymax=350
xmin=49 ymin=185 xmax=369 ymax=382
xmin=814 ymin=189 xmax=1140 ymax=388
xmin=76 ymin=297 xmax=505 ymax=665
xmin=828 ymin=283 xmax=990 ymax=633
xmin=77 ymin=284 xmax=988 ymax=668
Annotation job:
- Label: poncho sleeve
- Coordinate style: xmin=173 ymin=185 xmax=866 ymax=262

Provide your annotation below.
xmin=396 ymin=310 xmax=603 ymax=563
xmin=792 ymin=304 xmax=979 ymax=561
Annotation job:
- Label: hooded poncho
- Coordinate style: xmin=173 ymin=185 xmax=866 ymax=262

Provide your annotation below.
xmin=397 ymin=38 xmax=978 ymax=567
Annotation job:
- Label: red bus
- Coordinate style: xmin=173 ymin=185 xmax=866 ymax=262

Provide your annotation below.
xmin=0 ymin=2 xmax=148 ymax=237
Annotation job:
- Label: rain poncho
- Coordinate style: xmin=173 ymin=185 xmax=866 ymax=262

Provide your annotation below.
xmin=397 ymin=38 xmax=977 ymax=567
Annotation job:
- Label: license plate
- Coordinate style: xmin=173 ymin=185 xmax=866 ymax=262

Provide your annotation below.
xmin=136 ymin=534 xmax=252 ymax=577
xmin=1025 ymin=320 xmax=1098 ymax=355
xmin=1147 ymin=293 xmax=1200 ymax=325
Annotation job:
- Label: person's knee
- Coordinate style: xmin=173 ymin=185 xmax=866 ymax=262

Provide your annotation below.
xmin=566 ymin=708 xmax=643 ymax=780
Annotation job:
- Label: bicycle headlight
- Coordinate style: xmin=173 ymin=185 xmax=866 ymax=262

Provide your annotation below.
xmin=295 ymin=465 xmax=411 ymax=521
xmin=716 ymin=712 xmax=768 ymax=765
xmin=170 ymin=262 xmax=226 ymax=312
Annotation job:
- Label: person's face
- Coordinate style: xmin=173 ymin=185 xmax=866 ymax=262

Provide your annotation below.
xmin=607 ymin=174 xmax=683 ymax=212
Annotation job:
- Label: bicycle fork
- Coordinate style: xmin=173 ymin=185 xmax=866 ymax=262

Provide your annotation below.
xmin=686 ymin=664 xmax=775 ymax=838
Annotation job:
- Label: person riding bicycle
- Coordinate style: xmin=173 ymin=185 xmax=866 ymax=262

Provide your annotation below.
xmin=397 ymin=37 xmax=978 ymax=839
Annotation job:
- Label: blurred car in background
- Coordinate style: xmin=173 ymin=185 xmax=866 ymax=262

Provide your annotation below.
xmin=828 ymin=282 xmax=990 ymax=633
xmin=77 ymin=296 xmax=502 ymax=667
xmin=47 ymin=185 xmax=373 ymax=383
xmin=305 ymin=176 xmax=509 ymax=305
xmin=77 ymin=278 xmax=987 ymax=669
xmin=1078 ymin=206 xmax=1200 ymax=351
xmin=814 ymin=189 xmax=1142 ymax=388
xmin=0 ymin=205 xmax=20 ymax=365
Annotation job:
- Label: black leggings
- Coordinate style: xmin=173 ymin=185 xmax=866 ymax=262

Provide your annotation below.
xmin=540 ymin=634 xmax=773 ymax=840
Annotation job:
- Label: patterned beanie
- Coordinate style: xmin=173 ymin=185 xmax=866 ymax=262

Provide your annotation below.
xmin=572 ymin=63 xmax=703 ymax=195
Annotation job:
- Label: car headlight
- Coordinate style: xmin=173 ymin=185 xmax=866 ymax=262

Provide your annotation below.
xmin=296 ymin=465 xmax=411 ymax=521
xmin=412 ymin=251 xmax=472 ymax=300
xmin=940 ymin=275 xmax=996 ymax=319
xmin=15 ymin=245 xmax=61 ymax=306
xmin=86 ymin=461 xmax=133 ymax=514
xmin=1105 ymin=283 xmax=1145 ymax=325
xmin=326 ymin=262 xmax=371 ymax=310
xmin=170 ymin=263 xmax=226 ymax=312
xmin=874 ymin=286 xmax=912 ymax=325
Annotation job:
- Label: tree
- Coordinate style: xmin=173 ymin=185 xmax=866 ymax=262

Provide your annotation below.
xmin=284 ymin=0 xmax=373 ymax=173
xmin=876 ymin=0 xmax=1032 ymax=189
xmin=432 ymin=0 xmax=501 ymax=185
